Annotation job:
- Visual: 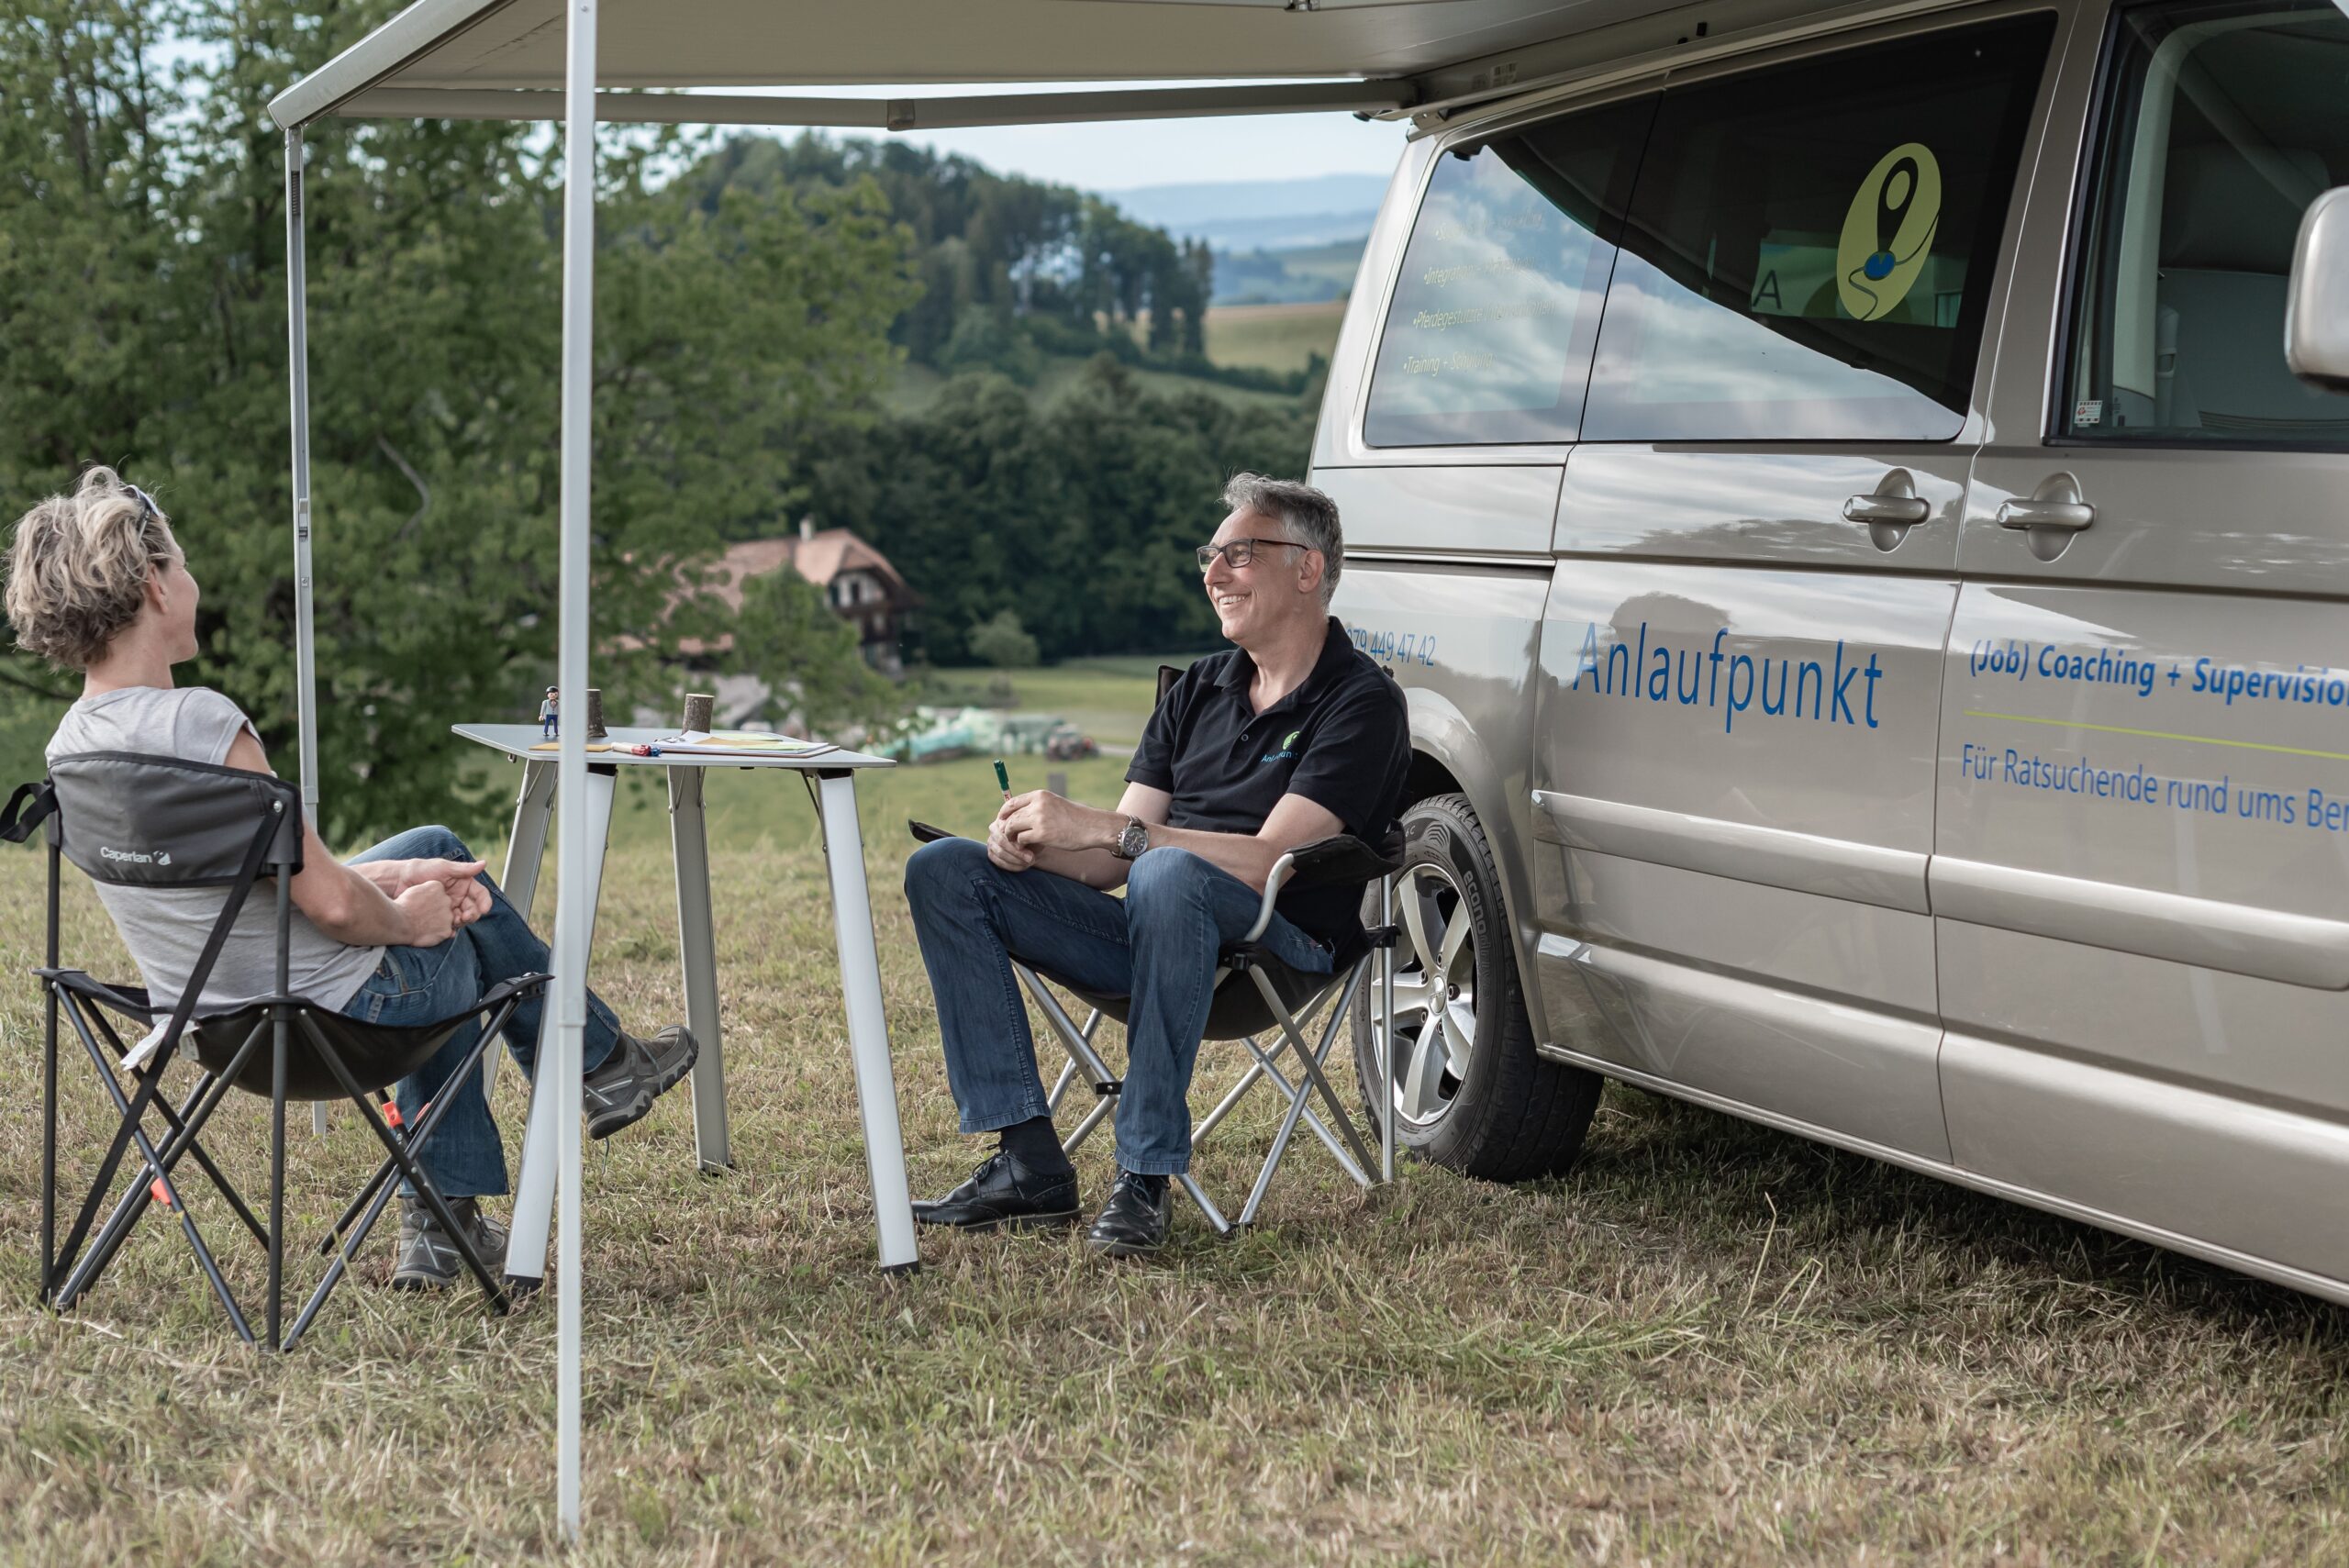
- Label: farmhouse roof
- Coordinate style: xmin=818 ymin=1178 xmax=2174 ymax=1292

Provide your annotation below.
xmin=705 ymin=529 xmax=918 ymax=610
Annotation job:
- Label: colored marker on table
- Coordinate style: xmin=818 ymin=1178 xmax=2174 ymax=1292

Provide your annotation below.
xmin=994 ymin=759 xmax=1011 ymax=799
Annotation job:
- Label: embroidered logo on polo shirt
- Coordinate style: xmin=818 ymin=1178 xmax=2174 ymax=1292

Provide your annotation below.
xmin=1261 ymin=728 xmax=1303 ymax=764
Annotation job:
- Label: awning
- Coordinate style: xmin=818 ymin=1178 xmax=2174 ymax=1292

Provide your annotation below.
xmin=267 ymin=0 xmax=1841 ymax=132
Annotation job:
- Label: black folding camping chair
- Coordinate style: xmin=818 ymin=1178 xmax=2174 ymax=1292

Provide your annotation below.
xmin=1025 ymin=830 xmax=1402 ymax=1233
xmin=4 ymin=753 xmax=545 ymax=1351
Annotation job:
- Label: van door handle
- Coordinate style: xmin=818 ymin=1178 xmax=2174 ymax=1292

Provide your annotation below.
xmin=1996 ymin=473 xmax=2096 ymax=532
xmin=1842 ymin=494 xmax=1930 ymax=526
xmin=1997 ymin=498 xmax=2095 ymax=531
xmin=1843 ymin=469 xmax=1930 ymax=552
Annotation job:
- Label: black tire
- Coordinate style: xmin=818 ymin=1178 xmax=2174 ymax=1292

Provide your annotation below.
xmin=1353 ymin=792 xmax=1602 ymax=1182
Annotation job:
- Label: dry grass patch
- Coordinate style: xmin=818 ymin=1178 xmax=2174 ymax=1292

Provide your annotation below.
xmin=1 ymin=771 xmax=2344 ymax=1563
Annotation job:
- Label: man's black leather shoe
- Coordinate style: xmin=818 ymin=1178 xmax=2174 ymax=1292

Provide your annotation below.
xmin=1085 ymin=1170 xmax=1172 ymax=1256
xmin=912 ymin=1151 xmax=1081 ymax=1231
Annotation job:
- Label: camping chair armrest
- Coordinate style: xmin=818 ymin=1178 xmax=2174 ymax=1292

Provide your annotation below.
xmin=1245 ymin=835 xmax=1406 ymax=943
xmin=38 ymin=970 xmax=153 ymax=1020
xmin=474 ymin=973 xmax=553 ymax=1011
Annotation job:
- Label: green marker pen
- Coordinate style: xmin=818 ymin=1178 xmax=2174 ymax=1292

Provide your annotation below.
xmin=994 ymin=758 xmax=1011 ymax=799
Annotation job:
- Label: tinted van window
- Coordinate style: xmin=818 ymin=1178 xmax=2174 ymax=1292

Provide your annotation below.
xmin=2059 ymin=0 xmax=2349 ymax=447
xmin=1583 ymin=16 xmax=2054 ymax=442
xmin=1363 ymin=96 xmax=1653 ymax=447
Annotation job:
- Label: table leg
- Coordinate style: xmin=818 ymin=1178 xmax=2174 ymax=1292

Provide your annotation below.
xmin=667 ymin=768 xmax=729 ymax=1173
xmin=484 ymin=759 xmax=558 ymax=1104
xmin=503 ymin=759 xmax=559 ymax=920
xmin=506 ymin=764 xmax=615 ymax=1289
xmin=814 ymin=772 xmax=919 ymax=1273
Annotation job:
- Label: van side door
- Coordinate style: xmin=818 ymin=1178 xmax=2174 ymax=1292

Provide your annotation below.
xmin=1528 ymin=6 xmax=2069 ymax=1161
xmin=1944 ymin=0 xmax=2349 ymax=1289
xmin=1314 ymin=92 xmax=1657 ymax=1072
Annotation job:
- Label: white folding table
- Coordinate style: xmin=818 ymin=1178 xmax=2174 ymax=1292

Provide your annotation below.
xmin=452 ymin=723 xmax=918 ymax=1280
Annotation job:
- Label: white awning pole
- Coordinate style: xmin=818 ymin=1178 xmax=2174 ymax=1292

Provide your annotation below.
xmin=552 ymin=0 xmax=597 ymax=1541
xmin=285 ymin=128 xmax=332 ymax=1141
xmin=284 ymin=128 xmax=318 ymax=826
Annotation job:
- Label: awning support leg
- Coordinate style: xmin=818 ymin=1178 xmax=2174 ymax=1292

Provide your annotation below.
xmin=552 ymin=0 xmax=600 ymax=1541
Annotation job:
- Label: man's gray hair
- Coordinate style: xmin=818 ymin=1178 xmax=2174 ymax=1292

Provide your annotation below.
xmin=1221 ymin=473 xmax=1342 ymax=606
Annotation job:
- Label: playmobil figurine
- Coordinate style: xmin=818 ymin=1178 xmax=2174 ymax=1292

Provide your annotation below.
xmin=539 ymin=686 xmax=558 ymax=739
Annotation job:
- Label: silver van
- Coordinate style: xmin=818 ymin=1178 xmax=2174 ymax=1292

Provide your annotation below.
xmin=1319 ymin=0 xmax=2349 ymax=1303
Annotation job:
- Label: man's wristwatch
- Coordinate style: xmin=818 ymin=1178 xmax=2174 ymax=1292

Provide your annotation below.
xmin=1111 ymin=816 xmax=1150 ymax=861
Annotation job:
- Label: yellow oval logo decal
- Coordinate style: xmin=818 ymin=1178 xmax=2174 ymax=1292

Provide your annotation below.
xmin=1836 ymin=143 xmax=1941 ymax=321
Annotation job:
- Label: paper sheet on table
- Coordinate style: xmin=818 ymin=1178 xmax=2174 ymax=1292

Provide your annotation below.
xmin=651 ymin=729 xmax=835 ymax=758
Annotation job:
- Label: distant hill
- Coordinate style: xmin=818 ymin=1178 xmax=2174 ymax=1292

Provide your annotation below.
xmin=1104 ymin=172 xmax=1386 ymax=251
xmin=699 ymin=133 xmax=1216 ymax=366
xmin=1211 ymin=237 xmax=1367 ymax=306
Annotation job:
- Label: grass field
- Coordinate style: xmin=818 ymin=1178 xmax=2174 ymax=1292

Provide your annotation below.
xmin=1203 ymin=302 xmax=1349 ymax=376
xmin=4 ymin=753 xmax=2347 ymax=1563
xmin=919 ymin=656 xmax=1204 ymax=749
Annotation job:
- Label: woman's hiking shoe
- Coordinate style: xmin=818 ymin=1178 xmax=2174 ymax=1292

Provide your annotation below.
xmin=583 ymin=1024 xmax=697 ymax=1140
xmin=392 ymin=1195 xmax=507 ymax=1290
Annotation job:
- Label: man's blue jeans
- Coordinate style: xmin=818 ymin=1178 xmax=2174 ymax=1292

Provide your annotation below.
xmin=339 ymin=826 xmax=620 ymax=1198
xmin=903 ymin=839 xmax=1331 ymax=1176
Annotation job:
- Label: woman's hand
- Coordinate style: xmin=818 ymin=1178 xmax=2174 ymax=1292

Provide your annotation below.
xmin=394 ymin=880 xmax=457 ymax=947
xmin=412 ymin=859 xmax=491 ymax=926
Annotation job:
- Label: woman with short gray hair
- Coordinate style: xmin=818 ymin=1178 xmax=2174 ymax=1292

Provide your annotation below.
xmin=7 ymin=465 xmax=696 ymax=1290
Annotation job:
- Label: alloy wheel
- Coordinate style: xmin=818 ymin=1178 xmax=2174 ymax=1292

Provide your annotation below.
xmin=1377 ymin=859 xmax=1477 ymax=1128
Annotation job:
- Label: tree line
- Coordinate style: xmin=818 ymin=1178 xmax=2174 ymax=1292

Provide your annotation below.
xmin=806 ymin=358 xmax=1316 ymax=667
xmin=688 ymin=134 xmax=1217 ymax=366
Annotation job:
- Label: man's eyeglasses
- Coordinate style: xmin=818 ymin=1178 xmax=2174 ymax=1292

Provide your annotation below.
xmin=1196 ymin=538 xmax=1308 ymax=573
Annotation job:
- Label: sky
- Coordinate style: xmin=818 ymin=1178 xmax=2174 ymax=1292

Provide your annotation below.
xmin=696 ymin=82 xmax=1410 ymax=195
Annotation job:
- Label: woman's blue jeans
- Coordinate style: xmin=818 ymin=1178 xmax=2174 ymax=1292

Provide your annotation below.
xmin=339 ymin=826 xmax=619 ymax=1198
xmin=903 ymin=838 xmax=1331 ymax=1176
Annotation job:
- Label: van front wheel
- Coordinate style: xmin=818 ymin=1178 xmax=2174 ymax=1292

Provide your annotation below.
xmin=1353 ymin=793 xmax=1601 ymax=1182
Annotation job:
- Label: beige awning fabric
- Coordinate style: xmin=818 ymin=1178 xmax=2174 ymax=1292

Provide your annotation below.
xmin=265 ymin=0 xmax=1694 ymax=128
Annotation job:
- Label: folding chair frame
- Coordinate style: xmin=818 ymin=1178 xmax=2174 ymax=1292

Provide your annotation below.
xmin=39 ymin=980 xmax=529 ymax=1350
xmin=10 ymin=764 xmax=529 ymax=1351
xmin=1014 ymin=855 xmax=1402 ymax=1237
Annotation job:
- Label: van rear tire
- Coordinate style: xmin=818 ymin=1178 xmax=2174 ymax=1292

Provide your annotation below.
xmin=1353 ymin=793 xmax=1602 ymax=1182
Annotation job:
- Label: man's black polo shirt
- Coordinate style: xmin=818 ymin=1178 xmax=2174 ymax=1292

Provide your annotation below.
xmin=1126 ymin=617 xmax=1410 ymax=948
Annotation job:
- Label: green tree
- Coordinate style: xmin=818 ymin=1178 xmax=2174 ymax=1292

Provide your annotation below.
xmin=0 ymin=1 xmax=915 ymax=841
xmin=725 ymin=569 xmax=905 ymax=738
xmin=966 ymin=609 xmax=1040 ymax=670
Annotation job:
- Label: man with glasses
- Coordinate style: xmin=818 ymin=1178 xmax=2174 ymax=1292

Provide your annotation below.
xmin=902 ymin=473 xmax=1410 ymax=1255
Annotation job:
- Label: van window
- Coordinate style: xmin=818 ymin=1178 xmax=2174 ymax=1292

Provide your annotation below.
xmin=1582 ymin=16 xmax=2055 ymax=442
xmin=2059 ymin=0 xmax=2349 ymax=447
xmin=1363 ymin=96 xmax=1653 ymax=447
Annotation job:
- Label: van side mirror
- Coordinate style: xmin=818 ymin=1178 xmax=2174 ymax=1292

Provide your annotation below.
xmin=2285 ymin=187 xmax=2349 ymax=393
